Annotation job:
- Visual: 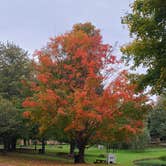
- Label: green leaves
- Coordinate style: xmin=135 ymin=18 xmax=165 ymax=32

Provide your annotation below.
xmin=149 ymin=95 xmax=166 ymax=139
xmin=0 ymin=97 xmax=21 ymax=137
xmin=0 ymin=42 xmax=32 ymax=105
xmin=122 ymin=0 xmax=166 ymax=94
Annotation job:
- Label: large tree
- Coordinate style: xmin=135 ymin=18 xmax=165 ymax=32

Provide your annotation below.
xmin=121 ymin=0 xmax=166 ymax=94
xmin=0 ymin=42 xmax=33 ymax=151
xmin=23 ymin=22 xmax=149 ymax=163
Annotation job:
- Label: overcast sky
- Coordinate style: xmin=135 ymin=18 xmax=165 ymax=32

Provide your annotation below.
xmin=0 ymin=0 xmax=134 ymax=54
xmin=0 ymin=0 xmax=157 ymax=101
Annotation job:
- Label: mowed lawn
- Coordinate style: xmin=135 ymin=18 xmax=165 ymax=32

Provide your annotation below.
xmin=0 ymin=145 xmax=166 ymax=166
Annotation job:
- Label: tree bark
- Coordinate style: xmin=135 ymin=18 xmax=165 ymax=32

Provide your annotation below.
xmin=11 ymin=137 xmax=17 ymax=151
xmin=34 ymin=140 xmax=37 ymax=151
xmin=41 ymin=138 xmax=45 ymax=154
xmin=23 ymin=139 xmax=27 ymax=146
xmin=69 ymin=140 xmax=75 ymax=157
xmin=27 ymin=139 xmax=30 ymax=146
xmin=107 ymin=144 xmax=111 ymax=153
xmin=3 ymin=137 xmax=12 ymax=152
xmin=3 ymin=138 xmax=9 ymax=151
xmin=75 ymin=143 xmax=85 ymax=163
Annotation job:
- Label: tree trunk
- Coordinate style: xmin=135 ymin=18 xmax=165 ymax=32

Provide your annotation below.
xmin=3 ymin=137 xmax=16 ymax=152
xmin=75 ymin=144 xmax=85 ymax=163
xmin=34 ymin=140 xmax=37 ymax=151
xmin=69 ymin=140 xmax=75 ymax=157
xmin=41 ymin=138 xmax=45 ymax=154
xmin=8 ymin=142 xmax=11 ymax=151
xmin=107 ymin=144 xmax=111 ymax=153
xmin=23 ymin=139 xmax=27 ymax=146
xmin=27 ymin=139 xmax=30 ymax=146
xmin=3 ymin=138 xmax=9 ymax=152
xmin=11 ymin=137 xmax=17 ymax=151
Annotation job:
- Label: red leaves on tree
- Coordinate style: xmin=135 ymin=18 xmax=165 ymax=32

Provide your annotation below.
xmin=23 ymin=22 xmax=149 ymax=147
xmin=23 ymin=111 xmax=31 ymax=118
xmin=22 ymin=98 xmax=38 ymax=107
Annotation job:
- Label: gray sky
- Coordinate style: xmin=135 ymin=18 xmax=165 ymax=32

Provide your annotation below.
xmin=0 ymin=0 xmax=157 ymax=101
xmin=0 ymin=0 xmax=133 ymax=54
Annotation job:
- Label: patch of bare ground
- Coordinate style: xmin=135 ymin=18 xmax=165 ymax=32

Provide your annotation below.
xmin=0 ymin=154 xmax=97 ymax=166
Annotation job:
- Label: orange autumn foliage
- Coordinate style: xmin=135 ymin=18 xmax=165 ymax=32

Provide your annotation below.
xmin=23 ymin=111 xmax=31 ymax=118
xmin=23 ymin=23 xmax=149 ymax=162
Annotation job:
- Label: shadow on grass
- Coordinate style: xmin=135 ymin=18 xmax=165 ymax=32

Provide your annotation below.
xmin=0 ymin=152 xmax=74 ymax=164
xmin=134 ymin=157 xmax=166 ymax=166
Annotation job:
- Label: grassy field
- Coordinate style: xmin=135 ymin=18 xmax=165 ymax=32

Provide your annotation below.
xmin=85 ymin=146 xmax=166 ymax=165
xmin=0 ymin=145 xmax=166 ymax=166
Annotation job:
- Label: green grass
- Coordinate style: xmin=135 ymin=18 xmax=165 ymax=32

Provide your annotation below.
xmin=114 ymin=148 xmax=166 ymax=166
xmin=0 ymin=145 xmax=166 ymax=166
xmin=35 ymin=145 xmax=166 ymax=165
xmin=134 ymin=158 xmax=166 ymax=166
xmin=138 ymin=159 xmax=166 ymax=166
xmin=84 ymin=146 xmax=166 ymax=166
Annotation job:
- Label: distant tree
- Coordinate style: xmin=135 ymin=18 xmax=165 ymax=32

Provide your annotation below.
xmin=129 ymin=127 xmax=150 ymax=151
xmin=0 ymin=97 xmax=22 ymax=151
xmin=121 ymin=0 xmax=166 ymax=94
xmin=149 ymin=95 xmax=166 ymax=140
xmin=23 ymin=22 xmax=149 ymax=163
xmin=0 ymin=42 xmax=32 ymax=107
xmin=0 ymin=42 xmax=33 ymax=151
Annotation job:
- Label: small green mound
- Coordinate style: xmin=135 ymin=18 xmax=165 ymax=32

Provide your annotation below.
xmin=160 ymin=156 xmax=166 ymax=161
xmin=135 ymin=158 xmax=166 ymax=166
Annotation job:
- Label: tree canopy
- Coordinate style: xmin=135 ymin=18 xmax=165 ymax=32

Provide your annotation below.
xmin=121 ymin=0 xmax=166 ymax=94
xmin=23 ymin=22 xmax=149 ymax=163
xmin=0 ymin=42 xmax=32 ymax=107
